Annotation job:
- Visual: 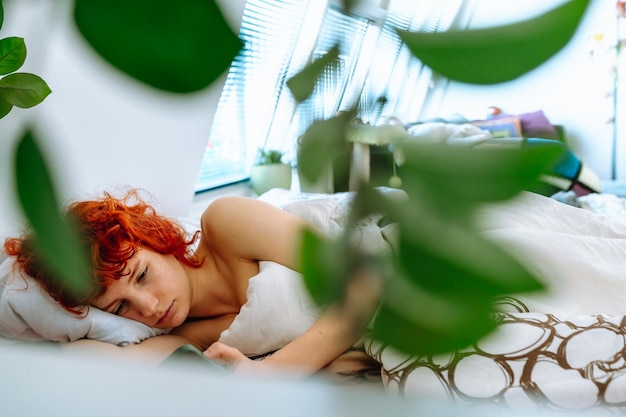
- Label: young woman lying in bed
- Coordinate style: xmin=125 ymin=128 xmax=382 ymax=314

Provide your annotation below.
xmin=3 ymin=189 xmax=381 ymax=377
xmin=7 ymin=183 xmax=626 ymax=392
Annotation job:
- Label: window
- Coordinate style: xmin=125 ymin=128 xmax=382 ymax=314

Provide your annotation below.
xmin=195 ymin=0 xmax=469 ymax=193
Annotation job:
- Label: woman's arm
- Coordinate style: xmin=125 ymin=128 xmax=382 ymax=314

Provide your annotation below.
xmin=201 ymin=197 xmax=382 ymax=377
xmin=205 ymin=305 xmax=356 ymax=378
xmin=61 ymin=334 xmax=193 ymax=367
xmin=206 ymin=268 xmax=382 ymax=377
xmin=61 ymin=314 xmax=235 ymax=367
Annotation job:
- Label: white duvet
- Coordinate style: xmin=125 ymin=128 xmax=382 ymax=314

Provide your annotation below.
xmin=478 ymin=191 xmax=626 ymax=315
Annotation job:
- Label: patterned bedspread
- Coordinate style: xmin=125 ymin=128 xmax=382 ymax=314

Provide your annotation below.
xmin=364 ymin=301 xmax=626 ymax=413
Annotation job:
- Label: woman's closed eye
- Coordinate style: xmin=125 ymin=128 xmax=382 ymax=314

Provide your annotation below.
xmin=113 ymin=300 xmax=128 ymax=316
xmin=137 ymin=267 xmax=148 ymax=283
xmin=109 ymin=267 xmax=147 ymax=315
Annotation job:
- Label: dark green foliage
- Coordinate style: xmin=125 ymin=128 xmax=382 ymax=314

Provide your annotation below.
xmin=14 ymin=131 xmax=93 ymax=298
xmin=0 ymin=37 xmax=26 ymax=75
xmin=373 ymin=295 xmax=499 ymax=355
xmin=255 ymin=149 xmax=285 ymax=165
xmin=0 ymin=72 xmax=51 ymax=108
xmin=287 ymin=44 xmax=340 ymax=103
xmin=398 ymin=0 xmax=590 ymax=85
xmin=298 ymin=111 xmax=353 ymax=184
xmin=73 ymin=0 xmax=242 ymax=93
xmin=299 ymin=143 xmax=559 ymax=355
xmin=396 ymin=141 xmax=564 ymax=219
xmin=0 ymin=35 xmax=51 ymax=119
xmin=0 ymin=96 xmax=11 ymax=118
xmin=300 ymin=229 xmax=350 ymax=307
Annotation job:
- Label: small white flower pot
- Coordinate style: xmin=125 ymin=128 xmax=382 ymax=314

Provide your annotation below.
xmin=250 ymin=163 xmax=292 ymax=195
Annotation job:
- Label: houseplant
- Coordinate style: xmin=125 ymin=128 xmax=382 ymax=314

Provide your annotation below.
xmin=0 ymin=10 xmax=51 ymax=120
xmin=250 ymin=148 xmax=292 ymax=195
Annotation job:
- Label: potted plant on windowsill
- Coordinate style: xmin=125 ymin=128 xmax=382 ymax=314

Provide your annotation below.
xmin=250 ymin=149 xmax=292 ymax=195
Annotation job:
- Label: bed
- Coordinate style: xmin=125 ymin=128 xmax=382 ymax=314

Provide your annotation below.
xmin=3 ymin=112 xmax=626 ymax=413
xmin=3 ymin=186 xmax=626 ymax=414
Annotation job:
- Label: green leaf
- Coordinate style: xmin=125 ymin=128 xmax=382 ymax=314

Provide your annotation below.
xmin=353 ymin=185 xmax=543 ymax=296
xmin=339 ymin=0 xmax=361 ymax=13
xmin=0 ymin=37 xmax=26 ymax=75
xmin=396 ymin=210 xmax=543 ymax=297
xmin=298 ymin=111 xmax=352 ymax=183
xmin=300 ymin=229 xmax=349 ymax=307
xmin=351 ymin=184 xmax=543 ymax=356
xmin=14 ymin=131 xmax=93 ymax=298
xmin=0 ymin=1 xmax=4 ymax=31
xmin=397 ymin=141 xmax=563 ymax=210
xmin=0 ymin=72 xmax=52 ymax=108
xmin=73 ymin=0 xmax=243 ymax=93
xmin=0 ymin=95 xmax=12 ymax=119
xmin=397 ymin=0 xmax=590 ymax=84
xmin=287 ymin=44 xmax=340 ymax=103
xmin=373 ymin=279 xmax=498 ymax=355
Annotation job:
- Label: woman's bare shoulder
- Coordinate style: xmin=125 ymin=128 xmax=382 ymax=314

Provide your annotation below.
xmin=207 ymin=195 xmax=278 ymax=210
xmin=201 ymin=196 xmax=298 ymax=232
xmin=199 ymin=195 xmax=311 ymax=268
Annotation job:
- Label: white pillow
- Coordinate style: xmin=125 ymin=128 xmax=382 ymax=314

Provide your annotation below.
xmin=0 ymin=217 xmax=201 ymax=346
xmin=0 ymin=256 xmax=167 ymax=346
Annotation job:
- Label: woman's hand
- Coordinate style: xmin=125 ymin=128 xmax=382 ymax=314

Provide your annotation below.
xmin=204 ymin=342 xmax=250 ymax=369
xmin=204 ymin=342 xmax=299 ymax=378
xmin=204 ymin=342 xmax=266 ymax=375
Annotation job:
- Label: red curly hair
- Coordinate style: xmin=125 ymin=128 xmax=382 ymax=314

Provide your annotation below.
xmin=3 ymin=189 xmax=202 ymax=314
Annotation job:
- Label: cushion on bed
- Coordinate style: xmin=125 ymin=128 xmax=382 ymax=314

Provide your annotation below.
xmin=522 ymin=138 xmax=601 ymax=196
xmin=470 ymin=115 xmax=522 ymax=138
xmin=475 ymin=110 xmax=560 ymax=140
xmin=514 ymin=110 xmax=560 ymax=140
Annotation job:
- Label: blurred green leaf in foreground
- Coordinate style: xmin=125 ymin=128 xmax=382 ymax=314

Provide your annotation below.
xmin=14 ymin=131 xmax=93 ymax=299
xmin=398 ymin=0 xmax=590 ymax=85
xmin=73 ymin=0 xmax=243 ymax=93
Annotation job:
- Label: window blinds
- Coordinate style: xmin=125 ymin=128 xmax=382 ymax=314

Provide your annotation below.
xmin=196 ymin=0 xmax=467 ymax=193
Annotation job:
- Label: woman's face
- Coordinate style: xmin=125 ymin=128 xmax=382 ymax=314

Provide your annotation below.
xmin=93 ymin=248 xmax=192 ymax=329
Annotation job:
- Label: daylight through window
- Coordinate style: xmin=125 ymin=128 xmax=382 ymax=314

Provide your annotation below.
xmin=195 ymin=0 xmax=468 ymax=193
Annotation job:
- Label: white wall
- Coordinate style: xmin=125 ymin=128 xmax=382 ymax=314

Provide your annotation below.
xmin=0 ymin=0 xmax=621 ymax=248
xmin=427 ymin=0 xmax=620 ymax=181
xmin=0 ymin=0 xmax=246 ymax=245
